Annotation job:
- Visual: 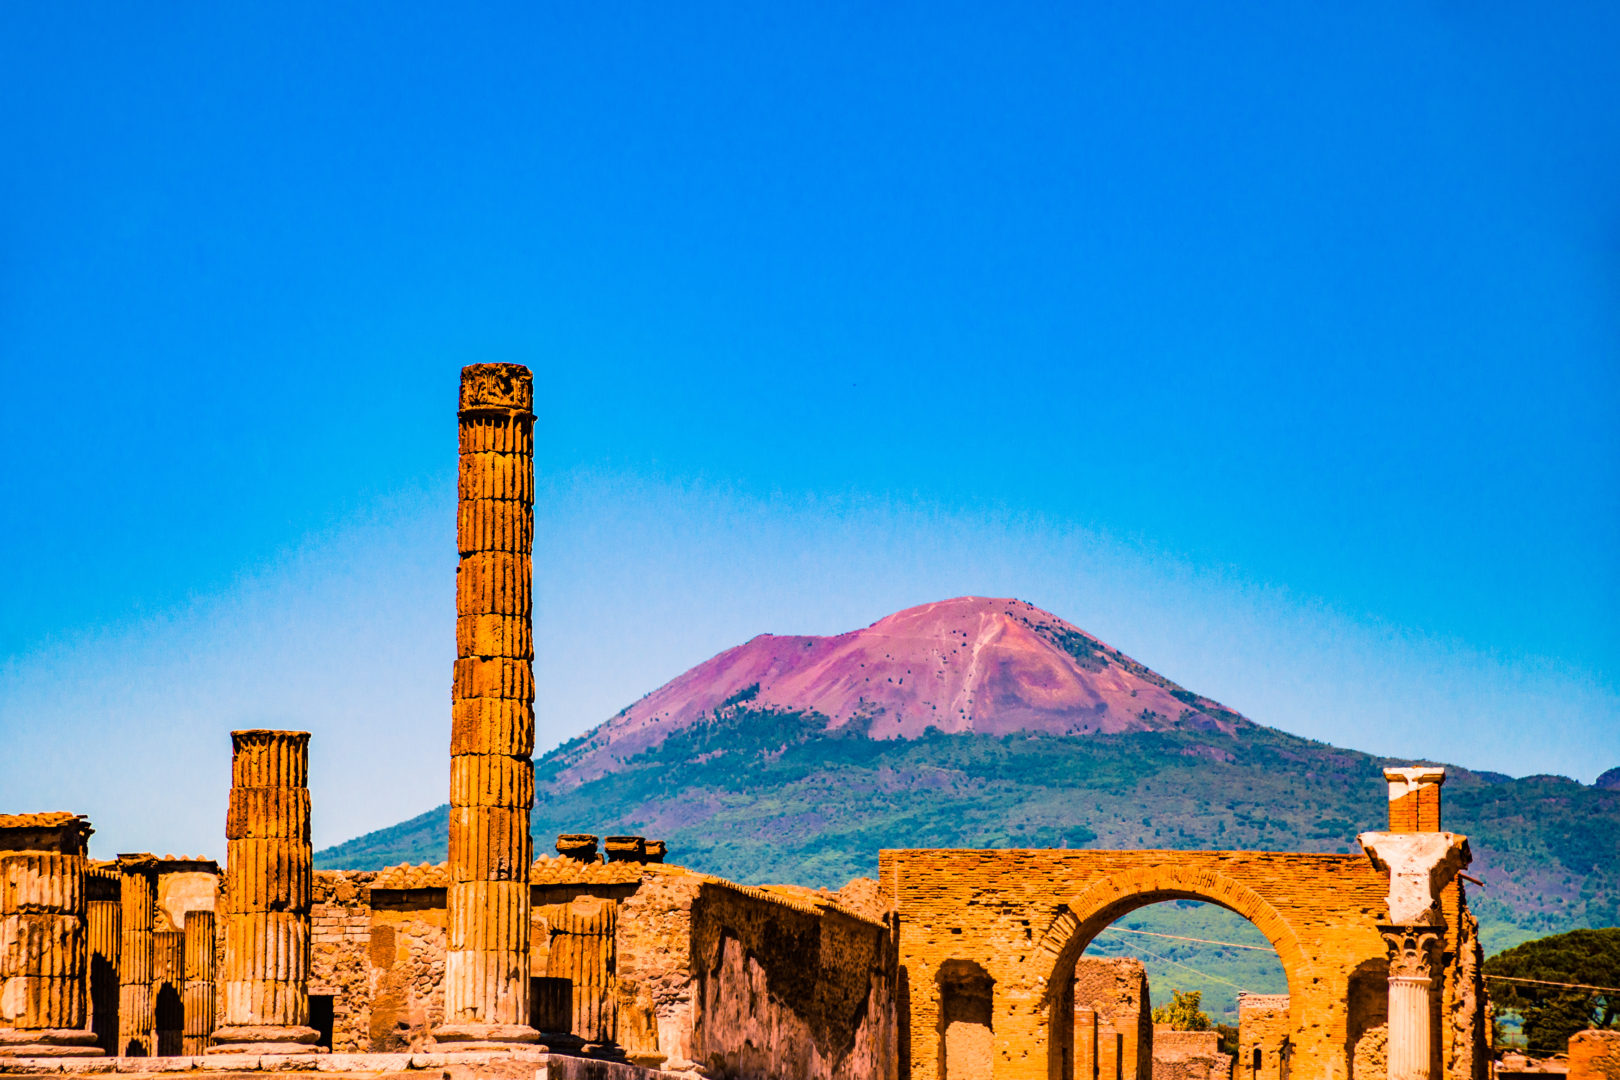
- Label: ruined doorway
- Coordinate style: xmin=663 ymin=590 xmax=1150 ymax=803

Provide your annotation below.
xmin=940 ymin=959 xmax=995 ymax=1080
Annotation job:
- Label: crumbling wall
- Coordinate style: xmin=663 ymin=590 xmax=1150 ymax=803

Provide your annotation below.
xmin=1152 ymin=1028 xmax=1231 ymax=1080
xmin=616 ymin=866 xmax=704 ymax=1068
xmin=1074 ymin=958 xmax=1152 ymax=1080
xmin=1236 ymin=995 xmax=1290 ymax=1080
xmin=688 ymin=880 xmax=895 ymax=1080
xmin=363 ymin=888 xmax=448 ymax=1051
xmin=1569 ymin=1030 xmax=1620 ymax=1080
xmin=311 ymin=870 xmax=375 ymax=1052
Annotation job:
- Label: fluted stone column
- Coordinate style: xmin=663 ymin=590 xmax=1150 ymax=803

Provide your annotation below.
xmin=182 ymin=911 xmax=214 ymax=1055
xmin=117 ymin=854 xmax=158 ymax=1057
xmin=1380 ymin=926 xmax=1444 ymax=1080
xmin=86 ymin=863 xmax=120 ymax=1055
xmin=209 ymin=730 xmax=319 ymax=1054
xmin=152 ymin=930 xmax=184 ymax=1056
xmin=0 ymin=814 xmax=100 ymax=1057
xmin=1361 ymin=826 xmax=1472 ymax=1080
xmin=438 ymin=362 xmax=539 ymax=1050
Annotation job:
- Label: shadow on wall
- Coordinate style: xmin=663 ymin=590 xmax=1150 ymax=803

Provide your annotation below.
xmin=939 ymin=960 xmax=994 ymax=1080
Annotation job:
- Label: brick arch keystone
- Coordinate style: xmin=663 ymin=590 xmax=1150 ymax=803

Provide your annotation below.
xmin=1033 ymin=863 xmax=1307 ymax=1002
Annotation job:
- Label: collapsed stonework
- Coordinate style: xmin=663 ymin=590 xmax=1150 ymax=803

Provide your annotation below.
xmin=0 ymin=364 xmax=1496 ymax=1080
xmin=306 ymin=842 xmax=896 ymax=1078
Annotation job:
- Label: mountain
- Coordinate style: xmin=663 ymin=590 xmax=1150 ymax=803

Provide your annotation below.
xmin=547 ymin=597 xmax=1246 ymax=789
xmin=318 ymin=597 xmax=1620 ymax=955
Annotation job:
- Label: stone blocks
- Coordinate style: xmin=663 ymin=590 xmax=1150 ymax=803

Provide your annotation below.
xmin=210 ymin=731 xmax=318 ymax=1055
xmin=0 ymin=814 xmax=99 ymax=1057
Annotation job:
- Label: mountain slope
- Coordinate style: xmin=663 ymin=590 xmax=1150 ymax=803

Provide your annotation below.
xmin=317 ymin=597 xmax=1620 ymax=954
xmin=545 ymin=597 xmax=1245 ymax=788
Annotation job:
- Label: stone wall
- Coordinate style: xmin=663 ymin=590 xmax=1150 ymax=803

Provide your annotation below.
xmin=1151 ymin=1029 xmax=1231 ymax=1080
xmin=1072 ymin=959 xmax=1151 ymax=1080
xmin=688 ymin=879 xmax=895 ymax=1080
xmin=1569 ymin=1031 xmax=1620 ymax=1080
xmin=310 ymin=871 xmax=376 ymax=1052
xmin=305 ymin=860 xmax=896 ymax=1077
xmin=1234 ymin=996 xmax=1288 ymax=1080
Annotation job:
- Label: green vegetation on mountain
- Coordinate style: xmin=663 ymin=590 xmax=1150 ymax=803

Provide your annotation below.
xmin=317 ymin=702 xmax=1620 ymax=960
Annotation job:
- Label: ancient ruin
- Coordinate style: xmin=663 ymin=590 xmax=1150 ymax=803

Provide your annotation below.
xmin=441 ymin=362 xmax=540 ymax=1050
xmin=0 ymin=363 xmax=1521 ymax=1080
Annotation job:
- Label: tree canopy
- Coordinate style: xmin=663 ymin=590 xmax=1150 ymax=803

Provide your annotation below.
xmin=1484 ymin=928 xmax=1620 ymax=1053
xmin=1153 ymin=989 xmax=1213 ymax=1032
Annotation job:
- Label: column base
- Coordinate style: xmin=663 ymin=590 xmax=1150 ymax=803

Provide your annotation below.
xmin=431 ymin=1023 xmax=542 ymax=1052
xmin=0 ymin=1029 xmax=104 ymax=1057
xmin=206 ymin=1025 xmax=325 ymax=1055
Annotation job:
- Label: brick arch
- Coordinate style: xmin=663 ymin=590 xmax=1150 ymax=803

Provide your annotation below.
xmin=1033 ymin=864 xmax=1306 ymax=1002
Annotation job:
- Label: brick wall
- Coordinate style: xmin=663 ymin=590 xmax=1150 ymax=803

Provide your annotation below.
xmin=878 ymin=848 xmax=1397 ymax=1080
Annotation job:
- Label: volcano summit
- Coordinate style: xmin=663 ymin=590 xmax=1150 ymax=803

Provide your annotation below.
xmin=547 ymin=596 xmax=1247 ymax=789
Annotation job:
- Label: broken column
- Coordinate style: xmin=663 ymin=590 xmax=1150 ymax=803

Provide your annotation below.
xmin=152 ymin=930 xmax=184 ymax=1055
xmin=209 ymin=729 xmax=318 ymax=1054
xmin=1360 ymin=769 xmax=1471 ymax=1080
xmin=182 ymin=911 xmax=214 ymax=1055
xmin=0 ymin=813 xmax=101 ymax=1057
xmin=116 ymin=855 xmax=158 ymax=1056
xmin=86 ymin=862 xmax=120 ymax=1055
xmin=438 ymin=362 xmax=538 ymax=1049
xmin=1383 ymin=768 xmax=1446 ymax=833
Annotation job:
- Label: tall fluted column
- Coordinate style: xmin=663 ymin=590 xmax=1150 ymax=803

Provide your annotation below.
xmin=117 ymin=855 xmax=158 ymax=1056
xmin=182 ymin=911 xmax=214 ymax=1055
xmin=1381 ymin=926 xmax=1444 ymax=1080
xmin=209 ymin=730 xmax=319 ymax=1054
xmin=0 ymin=814 xmax=100 ymax=1057
xmin=437 ymin=363 xmax=539 ymax=1050
xmin=86 ymin=863 xmax=120 ymax=1055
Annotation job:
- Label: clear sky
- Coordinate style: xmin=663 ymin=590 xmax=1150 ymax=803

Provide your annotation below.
xmin=2 ymin=3 xmax=1616 ymax=859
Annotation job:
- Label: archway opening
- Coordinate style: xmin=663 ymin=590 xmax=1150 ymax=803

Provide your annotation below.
xmin=1048 ymin=900 xmax=1289 ymax=1080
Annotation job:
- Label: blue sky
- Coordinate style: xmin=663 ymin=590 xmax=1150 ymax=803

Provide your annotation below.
xmin=2 ymin=3 xmax=1616 ymax=858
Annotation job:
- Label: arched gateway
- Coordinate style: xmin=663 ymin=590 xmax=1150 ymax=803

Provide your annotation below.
xmin=878 ymin=846 xmax=1482 ymax=1080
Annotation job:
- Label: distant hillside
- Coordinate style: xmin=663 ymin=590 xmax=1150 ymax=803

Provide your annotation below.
xmin=318 ymin=598 xmax=1620 ymax=955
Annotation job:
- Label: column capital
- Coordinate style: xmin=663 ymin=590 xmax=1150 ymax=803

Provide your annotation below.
xmin=460 ymin=364 xmax=534 ymax=415
xmin=1358 ymin=831 xmax=1471 ymax=925
xmin=1378 ymin=924 xmax=1445 ymax=980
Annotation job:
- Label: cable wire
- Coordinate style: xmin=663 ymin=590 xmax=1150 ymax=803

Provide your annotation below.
xmin=1099 ymin=926 xmax=1272 ymax=952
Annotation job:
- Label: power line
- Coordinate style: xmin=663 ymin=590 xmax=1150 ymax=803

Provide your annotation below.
xmin=1486 ymin=974 xmax=1620 ymax=994
xmin=1099 ymin=926 xmax=1272 ymax=952
xmin=1088 ymin=933 xmax=1262 ymax=995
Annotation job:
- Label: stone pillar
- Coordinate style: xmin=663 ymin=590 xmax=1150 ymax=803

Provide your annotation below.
xmin=1075 ymin=1006 xmax=1098 ymax=1080
xmin=1380 ymin=926 xmax=1444 ymax=1080
xmin=0 ymin=814 xmax=100 ymax=1057
xmin=1359 ymin=830 xmax=1472 ymax=1080
xmin=1099 ymin=1026 xmax=1124 ymax=1080
xmin=152 ymin=930 xmax=184 ymax=1055
xmin=1384 ymin=768 xmax=1446 ymax=833
xmin=117 ymin=855 xmax=158 ymax=1056
xmin=86 ymin=863 xmax=120 ymax=1055
xmin=438 ymin=363 xmax=538 ymax=1050
xmin=209 ymin=729 xmax=319 ymax=1054
xmin=182 ymin=911 xmax=214 ymax=1055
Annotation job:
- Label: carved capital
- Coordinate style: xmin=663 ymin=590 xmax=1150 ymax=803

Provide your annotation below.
xmin=1359 ymin=830 xmax=1471 ymax=924
xmin=460 ymin=364 xmax=534 ymax=414
xmin=1380 ymin=924 xmax=1444 ymax=980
